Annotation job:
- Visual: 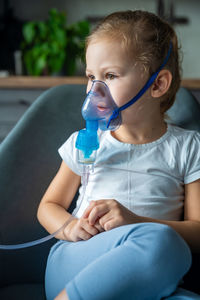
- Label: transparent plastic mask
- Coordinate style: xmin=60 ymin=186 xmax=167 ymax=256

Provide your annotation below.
xmin=82 ymin=80 xmax=122 ymax=131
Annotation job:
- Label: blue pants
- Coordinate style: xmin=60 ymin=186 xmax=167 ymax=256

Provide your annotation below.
xmin=45 ymin=223 xmax=197 ymax=300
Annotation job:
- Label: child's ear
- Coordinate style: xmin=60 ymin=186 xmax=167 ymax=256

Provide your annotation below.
xmin=151 ymin=70 xmax=172 ymax=98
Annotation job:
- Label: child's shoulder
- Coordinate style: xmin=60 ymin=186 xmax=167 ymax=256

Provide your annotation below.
xmin=167 ymin=124 xmax=200 ymax=155
xmin=168 ymin=124 xmax=200 ymax=141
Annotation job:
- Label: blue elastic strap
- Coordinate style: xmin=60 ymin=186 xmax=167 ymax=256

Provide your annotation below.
xmin=107 ymin=42 xmax=173 ymax=128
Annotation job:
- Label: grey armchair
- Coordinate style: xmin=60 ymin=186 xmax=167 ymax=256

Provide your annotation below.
xmin=0 ymin=84 xmax=85 ymax=300
xmin=0 ymin=85 xmax=199 ymax=300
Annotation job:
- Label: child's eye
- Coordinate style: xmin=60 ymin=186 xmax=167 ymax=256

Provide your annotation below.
xmin=87 ymin=74 xmax=95 ymax=81
xmin=105 ymin=73 xmax=117 ymax=80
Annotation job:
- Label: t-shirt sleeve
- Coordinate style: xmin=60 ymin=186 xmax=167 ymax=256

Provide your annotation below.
xmin=184 ymin=131 xmax=200 ymax=184
xmin=58 ymin=131 xmax=81 ymax=175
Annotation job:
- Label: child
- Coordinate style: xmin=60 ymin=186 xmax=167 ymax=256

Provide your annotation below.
xmin=37 ymin=10 xmax=200 ymax=300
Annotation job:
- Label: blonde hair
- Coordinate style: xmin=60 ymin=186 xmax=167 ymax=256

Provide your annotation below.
xmin=86 ymin=10 xmax=181 ymax=113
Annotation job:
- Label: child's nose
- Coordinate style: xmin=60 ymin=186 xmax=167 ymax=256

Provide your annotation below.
xmin=92 ymin=81 xmax=106 ymax=98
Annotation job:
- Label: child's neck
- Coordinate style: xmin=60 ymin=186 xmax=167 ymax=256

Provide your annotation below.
xmin=111 ymin=119 xmax=167 ymax=145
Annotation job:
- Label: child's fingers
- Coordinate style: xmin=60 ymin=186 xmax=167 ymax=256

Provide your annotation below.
xmin=80 ymin=218 xmax=99 ymax=236
xmin=82 ymin=200 xmax=96 ymax=218
xmin=101 ymin=218 xmax=118 ymax=231
xmin=94 ymin=221 xmax=105 ymax=232
xmin=66 ymin=218 xmax=97 ymax=242
xmin=88 ymin=204 xmax=108 ymax=225
xmin=98 ymin=213 xmax=113 ymax=230
xmin=77 ymin=228 xmax=92 ymax=241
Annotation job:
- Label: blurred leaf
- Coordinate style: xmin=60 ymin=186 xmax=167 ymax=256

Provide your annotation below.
xmin=23 ymin=22 xmax=36 ymax=44
xmin=75 ymin=20 xmax=90 ymax=37
xmin=49 ymin=53 xmax=65 ymax=73
xmin=54 ymin=29 xmax=67 ymax=46
xmin=35 ymin=56 xmax=47 ymax=74
xmin=38 ymin=22 xmax=47 ymax=39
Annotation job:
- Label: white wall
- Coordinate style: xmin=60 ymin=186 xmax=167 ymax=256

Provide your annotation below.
xmin=8 ymin=0 xmax=200 ymax=78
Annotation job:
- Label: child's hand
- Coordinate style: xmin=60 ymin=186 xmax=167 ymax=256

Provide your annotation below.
xmin=83 ymin=199 xmax=140 ymax=231
xmin=63 ymin=217 xmax=101 ymax=242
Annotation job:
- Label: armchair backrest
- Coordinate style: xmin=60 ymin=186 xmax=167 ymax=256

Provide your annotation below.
xmin=167 ymin=87 xmax=200 ymax=132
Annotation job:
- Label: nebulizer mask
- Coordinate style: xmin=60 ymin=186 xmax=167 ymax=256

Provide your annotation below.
xmin=0 ymin=43 xmax=172 ymax=250
xmin=75 ymin=80 xmax=122 ymax=164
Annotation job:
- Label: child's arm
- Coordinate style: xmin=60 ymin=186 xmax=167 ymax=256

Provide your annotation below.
xmin=83 ymin=179 xmax=200 ymax=252
xmin=37 ymin=161 xmax=100 ymax=242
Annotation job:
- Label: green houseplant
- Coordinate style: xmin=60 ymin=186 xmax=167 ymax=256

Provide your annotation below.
xmin=21 ymin=9 xmax=90 ymax=76
xmin=64 ymin=20 xmax=90 ymax=75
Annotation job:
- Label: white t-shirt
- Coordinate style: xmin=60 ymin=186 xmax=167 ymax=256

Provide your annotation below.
xmin=58 ymin=124 xmax=200 ymax=221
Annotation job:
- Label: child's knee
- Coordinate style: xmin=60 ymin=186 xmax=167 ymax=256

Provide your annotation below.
xmin=153 ymin=223 xmax=191 ymax=259
xmin=142 ymin=223 xmax=192 ymax=276
xmin=125 ymin=223 xmax=192 ymax=274
xmin=119 ymin=223 xmax=192 ymax=297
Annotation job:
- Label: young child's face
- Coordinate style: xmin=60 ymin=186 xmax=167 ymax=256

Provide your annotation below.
xmin=86 ymin=39 xmax=150 ymax=112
